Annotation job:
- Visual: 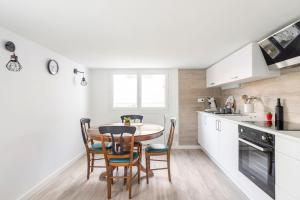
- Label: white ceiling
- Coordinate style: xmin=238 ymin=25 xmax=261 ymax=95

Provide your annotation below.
xmin=0 ymin=0 xmax=299 ymax=68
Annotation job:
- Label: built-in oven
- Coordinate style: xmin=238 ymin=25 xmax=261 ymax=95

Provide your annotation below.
xmin=238 ymin=125 xmax=275 ymax=199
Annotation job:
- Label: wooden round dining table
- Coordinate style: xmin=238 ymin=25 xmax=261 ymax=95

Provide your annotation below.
xmin=87 ymin=123 xmax=164 ymax=142
xmin=87 ymin=123 xmax=165 ymax=180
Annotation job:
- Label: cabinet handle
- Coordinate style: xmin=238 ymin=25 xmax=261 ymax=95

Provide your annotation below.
xmin=218 ymin=120 xmax=221 ymax=132
xmin=231 ymin=76 xmax=239 ymax=79
xmin=215 ymin=120 xmax=218 ymax=131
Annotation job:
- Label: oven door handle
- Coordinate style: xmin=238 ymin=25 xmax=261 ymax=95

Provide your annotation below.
xmin=239 ymin=138 xmax=271 ymax=152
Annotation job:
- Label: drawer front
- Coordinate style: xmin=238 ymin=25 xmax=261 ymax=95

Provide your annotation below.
xmin=276 ymin=135 xmax=300 ymax=161
xmin=276 ymin=151 xmax=300 ymax=199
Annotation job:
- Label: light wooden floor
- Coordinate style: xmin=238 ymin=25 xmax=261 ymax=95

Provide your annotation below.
xmin=30 ymin=150 xmax=248 ymax=200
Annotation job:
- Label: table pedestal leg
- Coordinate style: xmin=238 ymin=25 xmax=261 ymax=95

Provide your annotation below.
xmin=99 ymin=171 xmax=107 ymax=181
xmin=140 ymin=163 xmax=154 ymax=176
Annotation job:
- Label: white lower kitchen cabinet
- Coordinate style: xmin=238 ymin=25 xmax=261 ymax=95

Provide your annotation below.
xmin=205 ymin=115 xmax=218 ymax=160
xmin=275 ymin=135 xmax=300 ymax=200
xmin=216 ymin=119 xmax=239 ymax=180
xmin=275 ymin=186 xmax=295 ymax=200
xmin=198 ymin=112 xmax=238 ymax=180
xmin=197 ymin=112 xmax=275 ymax=200
xmin=197 ymin=112 xmax=206 ymax=149
xmin=198 ymin=112 xmax=218 ymax=159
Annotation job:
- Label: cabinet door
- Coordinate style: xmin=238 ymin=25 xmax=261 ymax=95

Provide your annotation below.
xmin=217 ymin=119 xmax=239 ymax=180
xmin=206 ymin=66 xmax=218 ymax=87
xmin=276 ymin=151 xmax=300 ymax=200
xmin=223 ymin=44 xmax=252 ymax=82
xmin=197 ymin=113 xmax=204 ymax=147
xmin=205 ymin=116 xmax=218 ymax=159
xmin=276 ymin=185 xmax=296 ymax=200
xmin=206 ymin=63 xmax=228 ymax=87
xmin=198 ymin=113 xmax=209 ymax=151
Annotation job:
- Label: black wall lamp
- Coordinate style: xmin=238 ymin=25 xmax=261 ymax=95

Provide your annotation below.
xmin=73 ymin=68 xmax=87 ymax=86
xmin=5 ymin=41 xmax=23 ymax=72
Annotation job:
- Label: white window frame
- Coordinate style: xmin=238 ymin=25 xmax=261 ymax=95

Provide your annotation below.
xmin=111 ymin=71 xmax=168 ymax=111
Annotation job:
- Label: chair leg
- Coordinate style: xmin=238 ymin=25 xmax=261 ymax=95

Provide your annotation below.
xmin=91 ymin=154 xmax=95 ymax=172
xmin=167 ymin=154 xmax=171 ymax=182
xmin=128 ymin=166 xmax=133 ymax=199
xmin=111 ymin=167 xmax=114 ymax=184
xmin=146 ymin=155 xmax=149 ymax=184
xmin=86 ymin=153 xmax=91 ymax=180
xmin=139 ymin=144 xmax=142 ymax=161
xmin=124 ymin=166 xmax=128 ymax=185
xmin=107 ymin=166 xmax=112 ymax=199
xmin=138 ymin=159 xmax=141 ymax=184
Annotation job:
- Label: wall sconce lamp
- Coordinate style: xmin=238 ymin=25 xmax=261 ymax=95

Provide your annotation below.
xmin=73 ymin=68 xmax=87 ymax=86
xmin=5 ymin=41 xmax=23 ymax=72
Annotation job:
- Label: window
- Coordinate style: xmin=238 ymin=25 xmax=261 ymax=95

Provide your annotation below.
xmin=113 ymin=74 xmax=137 ymax=108
xmin=112 ymin=73 xmax=167 ymax=109
xmin=141 ymin=74 xmax=166 ymax=108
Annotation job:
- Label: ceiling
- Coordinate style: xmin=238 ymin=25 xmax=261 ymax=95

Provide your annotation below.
xmin=0 ymin=0 xmax=299 ymax=68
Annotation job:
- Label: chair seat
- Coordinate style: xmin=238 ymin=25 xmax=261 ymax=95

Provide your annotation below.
xmin=91 ymin=142 xmax=112 ymax=150
xmin=109 ymin=152 xmax=139 ymax=163
xmin=145 ymin=144 xmax=168 ymax=153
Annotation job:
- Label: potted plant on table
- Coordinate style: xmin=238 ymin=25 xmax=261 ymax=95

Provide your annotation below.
xmin=123 ymin=117 xmax=131 ymax=126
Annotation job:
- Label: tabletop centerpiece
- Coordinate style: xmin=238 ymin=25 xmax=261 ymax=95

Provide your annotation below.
xmin=123 ymin=116 xmax=131 ymax=126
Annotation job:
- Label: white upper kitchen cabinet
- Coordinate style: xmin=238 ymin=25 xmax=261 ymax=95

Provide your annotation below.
xmin=206 ymin=43 xmax=279 ymax=88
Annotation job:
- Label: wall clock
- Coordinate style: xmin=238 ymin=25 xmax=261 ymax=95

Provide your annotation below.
xmin=47 ymin=59 xmax=59 ymax=75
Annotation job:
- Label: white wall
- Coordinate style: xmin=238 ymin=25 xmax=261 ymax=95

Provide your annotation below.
xmin=89 ymin=69 xmax=179 ymax=144
xmin=0 ymin=27 xmax=88 ymax=200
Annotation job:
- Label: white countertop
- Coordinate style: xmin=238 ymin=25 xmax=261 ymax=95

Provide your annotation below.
xmin=197 ymin=111 xmax=300 ymax=142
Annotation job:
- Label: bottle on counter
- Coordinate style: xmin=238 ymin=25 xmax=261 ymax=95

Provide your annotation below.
xmin=275 ymin=98 xmax=284 ymax=130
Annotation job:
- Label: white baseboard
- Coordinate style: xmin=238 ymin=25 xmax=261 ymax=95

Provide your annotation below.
xmin=17 ymin=151 xmax=85 ymax=200
xmin=173 ymin=145 xmax=202 ymax=149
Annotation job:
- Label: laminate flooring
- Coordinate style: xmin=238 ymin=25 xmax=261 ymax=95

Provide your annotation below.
xmin=29 ymin=150 xmax=248 ymax=200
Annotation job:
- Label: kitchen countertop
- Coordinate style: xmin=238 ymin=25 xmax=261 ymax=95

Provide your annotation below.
xmin=197 ymin=111 xmax=300 ymax=142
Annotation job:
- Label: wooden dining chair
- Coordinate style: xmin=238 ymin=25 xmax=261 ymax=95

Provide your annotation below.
xmin=121 ymin=115 xmax=143 ymax=123
xmin=80 ymin=118 xmax=112 ymax=180
xmin=99 ymin=126 xmax=141 ymax=199
xmin=120 ymin=115 xmax=143 ymax=158
xmin=145 ymin=118 xmax=176 ymax=183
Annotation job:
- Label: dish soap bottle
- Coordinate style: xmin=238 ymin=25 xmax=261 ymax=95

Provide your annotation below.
xmin=275 ymin=98 xmax=284 ymax=130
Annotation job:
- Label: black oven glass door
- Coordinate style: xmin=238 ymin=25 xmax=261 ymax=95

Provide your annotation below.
xmin=239 ymin=139 xmax=275 ymax=199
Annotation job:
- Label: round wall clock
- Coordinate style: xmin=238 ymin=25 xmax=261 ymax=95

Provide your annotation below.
xmin=47 ymin=59 xmax=59 ymax=75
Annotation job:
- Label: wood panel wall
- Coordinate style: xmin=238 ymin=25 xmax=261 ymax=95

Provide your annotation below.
xmin=178 ymin=69 xmax=221 ymax=145
xmin=222 ymin=64 xmax=300 ymax=123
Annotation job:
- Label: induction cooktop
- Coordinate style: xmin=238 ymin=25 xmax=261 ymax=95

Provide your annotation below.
xmin=242 ymin=121 xmax=300 ymax=131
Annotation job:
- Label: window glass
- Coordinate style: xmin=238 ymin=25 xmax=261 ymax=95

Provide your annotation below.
xmin=113 ymin=74 xmax=137 ymax=108
xmin=141 ymin=74 xmax=166 ymax=108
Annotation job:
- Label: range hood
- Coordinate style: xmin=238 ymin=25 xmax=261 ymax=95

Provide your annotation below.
xmin=258 ymin=19 xmax=300 ymax=69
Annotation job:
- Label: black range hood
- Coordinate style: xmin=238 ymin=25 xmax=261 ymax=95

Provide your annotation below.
xmin=258 ymin=19 xmax=300 ymax=69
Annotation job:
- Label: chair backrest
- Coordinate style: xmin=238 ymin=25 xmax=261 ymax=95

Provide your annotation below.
xmin=99 ymin=126 xmax=136 ymax=155
xmin=167 ymin=118 xmax=176 ymax=151
xmin=121 ymin=115 xmax=143 ymax=123
xmin=80 ymin=118 xmax=91 ymax=148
